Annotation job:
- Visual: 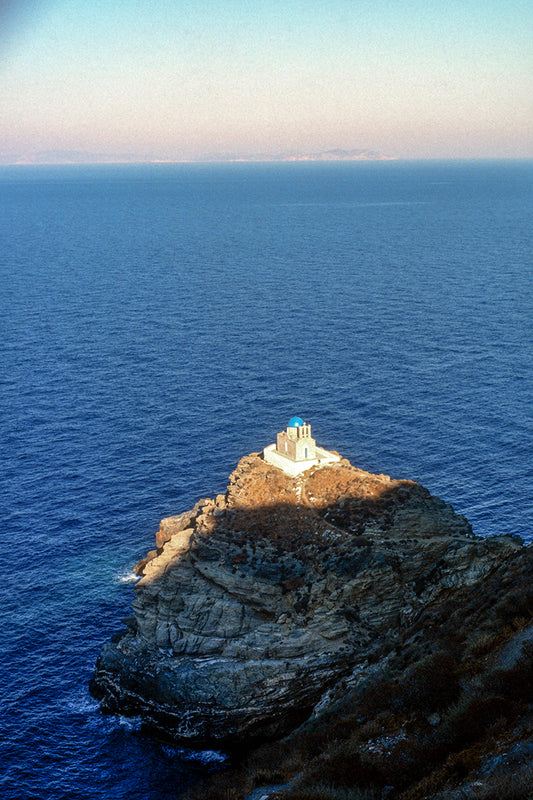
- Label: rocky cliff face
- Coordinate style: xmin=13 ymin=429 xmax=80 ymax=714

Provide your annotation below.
xmin=90 ymin=454 xmax=520 ymax=748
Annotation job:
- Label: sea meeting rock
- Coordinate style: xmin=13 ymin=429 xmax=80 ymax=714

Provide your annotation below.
xmin=90 ymin=453 xmax=520 ymax=747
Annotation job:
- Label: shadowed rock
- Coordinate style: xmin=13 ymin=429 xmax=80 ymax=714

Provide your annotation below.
xmin=90 ymin=454 xmax=519 ymax=747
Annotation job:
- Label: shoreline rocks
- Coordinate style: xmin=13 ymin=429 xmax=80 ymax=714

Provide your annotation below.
xmin=90 ymin=454 xmax=520 ymax=748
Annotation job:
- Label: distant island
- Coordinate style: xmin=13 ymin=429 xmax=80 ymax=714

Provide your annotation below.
xmin=1 ymin=147 xmax=395 ymax=166
xmin=90 ymin=418 xmax=533 ymax=800
xmin=214 ymin=148 xmax=396 ymax=163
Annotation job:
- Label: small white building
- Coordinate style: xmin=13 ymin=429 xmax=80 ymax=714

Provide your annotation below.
xmin=263 ymin=417 xmax=340 ymax=476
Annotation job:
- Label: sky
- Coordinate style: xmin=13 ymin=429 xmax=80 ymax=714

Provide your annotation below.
xmin=0 ymin=0 xmax=531 ymax=163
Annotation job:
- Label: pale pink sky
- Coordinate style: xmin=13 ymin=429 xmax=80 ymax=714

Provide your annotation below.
xmin=0 ymin=0 xmax=531 ymax=163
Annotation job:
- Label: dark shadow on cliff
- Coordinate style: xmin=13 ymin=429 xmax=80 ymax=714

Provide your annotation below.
xmin=135 ymin=474 xmax=471 ymax=588
xmin=91 ymin=455 xmax=532 ymax=798
xmin=91 ymin=473 xmax=480 ymax=756
xmin=182 ymin=543 xmax=533 ymax=800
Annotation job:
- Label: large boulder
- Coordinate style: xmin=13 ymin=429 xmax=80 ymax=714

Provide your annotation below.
xmin=90 ymin=455 xmax=519 ymax=747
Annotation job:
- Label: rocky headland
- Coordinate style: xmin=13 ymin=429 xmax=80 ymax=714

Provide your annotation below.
xmin=91 ymin=451 xmax=533 ymax=799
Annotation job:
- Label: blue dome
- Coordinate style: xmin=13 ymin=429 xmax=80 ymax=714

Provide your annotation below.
xmin=288 ymin=416 xmax=304 ymax=428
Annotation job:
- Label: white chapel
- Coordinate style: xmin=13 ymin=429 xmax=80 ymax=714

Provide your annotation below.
xmin=263 ymin=417 xmax=340 ymax=476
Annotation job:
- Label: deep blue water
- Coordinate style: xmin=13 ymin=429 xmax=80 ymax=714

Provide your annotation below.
xmin=0 ymin=160 xmax=532 ymax=799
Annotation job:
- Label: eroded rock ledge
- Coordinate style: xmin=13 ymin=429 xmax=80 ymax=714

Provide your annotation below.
xmin=90 ymin=454 xmax=519 ymax=747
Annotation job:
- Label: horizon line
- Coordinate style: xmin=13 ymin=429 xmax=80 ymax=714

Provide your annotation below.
xmin=1 ymin=155 xmax=533 ymax=167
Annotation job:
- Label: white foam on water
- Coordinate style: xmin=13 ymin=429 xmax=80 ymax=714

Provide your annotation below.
xmin=185 ymin=749 xmax=227 ymax=764
xmin=116 ymin=715 xmax=143 ymax=732
xmin=115 ymin=568 xmax=140 ymax=584
xmin=62 ymin=688 xmax=100 ymax=716
xmin=161 ymin=745 xmax=227 ymax=764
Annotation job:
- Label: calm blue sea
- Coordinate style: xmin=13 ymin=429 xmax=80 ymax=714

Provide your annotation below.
xmin=0 ymin=160 xmax=531 ymax=799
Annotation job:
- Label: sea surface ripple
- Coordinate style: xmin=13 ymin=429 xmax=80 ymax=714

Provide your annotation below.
xmin=0 ymin=160 xmax=531 ymax=798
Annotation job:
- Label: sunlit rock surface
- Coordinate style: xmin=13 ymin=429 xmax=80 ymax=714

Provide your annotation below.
xmin=90 ymin=454 xmax=519 ymax=747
